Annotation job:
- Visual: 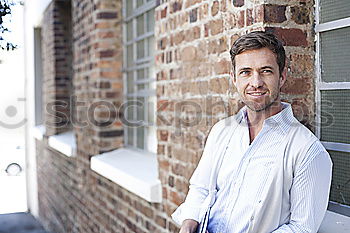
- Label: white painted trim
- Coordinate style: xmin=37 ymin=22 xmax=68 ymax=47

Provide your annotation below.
xmin=315 ymin=32 xmax=322 ymax=138
xmin=315 ymin=17 xmax=350 ymax=33
xmin=90 ymin=148 xmax=162 ymax=203
xmin=125 ymin=31 xmax=154 ymax=46
xmin=318 ymin=210 xmax=350 ymax=233
xmin=48 ymin=131 xmax=76 ymax=157
xmin=32 ymin=125 xmax=46 ymax=141
xmin=315 ymin=1 xmax=350 ymax=225
xmin=319 ymin=82 xmax=350 ymax=90
xmin=321 ymin=141 xmax=350 ymax=153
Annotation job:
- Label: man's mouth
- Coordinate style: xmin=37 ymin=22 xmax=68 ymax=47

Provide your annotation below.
xmin=247 ymin=91 xmax=267 ymax=96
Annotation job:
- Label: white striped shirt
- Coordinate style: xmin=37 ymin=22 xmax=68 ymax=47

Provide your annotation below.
xmin=172 ymin=103 xmax=332 ymax=233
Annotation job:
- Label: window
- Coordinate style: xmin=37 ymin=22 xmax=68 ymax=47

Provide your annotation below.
xmin=316 ymin=0 xmax=350 ymax=216
xmin=123 ymin=0 xmax=156 ymax=153
xmin=34 ymin=28 xmax=43 ymax=126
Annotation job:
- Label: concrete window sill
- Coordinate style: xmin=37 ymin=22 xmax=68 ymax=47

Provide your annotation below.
xmin=90 ymin=148 xmax=162 ymax=203
xmin=48 ymin=131 xmax=76 ymax=157
xmin=318 ymin=210 xmax=350 ymax=233
xmin=32 ymin=125 xmax=46 ymax=141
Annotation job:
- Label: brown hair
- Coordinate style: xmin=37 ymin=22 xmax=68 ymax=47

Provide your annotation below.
xmin=230 ymin=31 xmax=286 ymax=75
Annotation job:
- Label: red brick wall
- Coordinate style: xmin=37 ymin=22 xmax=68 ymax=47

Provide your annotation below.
xmin=37 ymin=0 xmax=316 ymax=232
xmin=42 ymin=0 xmax=73 ymax=136
xmin=156 ymin=0 xmax=316 ymax=231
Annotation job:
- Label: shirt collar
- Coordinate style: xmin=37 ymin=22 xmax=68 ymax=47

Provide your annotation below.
xmin=238 ymin=102 xmax=297 ymax=135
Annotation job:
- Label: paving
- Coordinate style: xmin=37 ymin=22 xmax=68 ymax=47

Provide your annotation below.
xmin=0 ymin=212 xmax=50 ymax=233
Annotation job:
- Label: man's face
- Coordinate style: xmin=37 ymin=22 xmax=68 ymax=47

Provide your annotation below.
xmin=232 ymin=48 xmax=286 ymax=113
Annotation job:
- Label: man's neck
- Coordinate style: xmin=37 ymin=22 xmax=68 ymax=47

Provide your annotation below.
xmin=246 ymin=102 xmax=283 ymax=144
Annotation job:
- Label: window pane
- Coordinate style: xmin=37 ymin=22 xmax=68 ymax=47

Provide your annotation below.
xmin=137 ymin=126 xmax=145 ymax=149
xmin=320 ymin=0 xmax=350 ymax=23
xmin=328 ymin=150 xmax=350 ymax=206
xmin=127 ymin=45 xmax=134 ymax=66
xmin=320 ymin=90 xmax=350 ymax=144
xmin=320 ymin=26 xmax=350 ymax=82
xmin=137 ymin=0 xmax=143 ymax=8
xmin=147 ymin=9 xmax=155 ymax=33
xmin=148 ymin=36 xmax=155 ymax=57
xmin=137 ymin=39 xmax=145 ymax=59
xmin=126 ymin=0 xmax=133 ymax=17
xmin=127 ymin=71 xmax=134 ymax=93
xmin=126 ymin=97 xmax=134 ymax=121
xmin=136 ymin=15 xmax=144 ymax=37
xmin=137 ymin=83 xmax=145 ymax=91
xmin=148 ymin=96 xmax=155 ymax=124
xmin=137 ymin=97 xmax=145 ymax=121
xmin=127 ymin=127 xmax=134 ymax=146
xmin=137 ymin=69 xmax=145 ymax=80
xmin=126 ymin=21 xmax=133 ymax=41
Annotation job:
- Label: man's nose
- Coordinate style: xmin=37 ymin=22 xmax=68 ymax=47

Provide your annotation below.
xmin=250 ymin=71 xmax=264 ymax=88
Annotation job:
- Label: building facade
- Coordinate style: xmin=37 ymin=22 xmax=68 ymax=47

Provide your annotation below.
xmin=24 ymin=0 xmax=350 ymax=232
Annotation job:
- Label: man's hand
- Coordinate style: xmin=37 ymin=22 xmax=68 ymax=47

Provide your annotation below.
xmin=179 ymin=219 xmax=199 ymax=233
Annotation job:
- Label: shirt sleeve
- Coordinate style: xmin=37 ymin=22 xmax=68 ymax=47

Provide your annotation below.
xmin=171 ymin=122 xmax=220 ymax=225
xmin=271 ymin=140 xmax=333 ymax=233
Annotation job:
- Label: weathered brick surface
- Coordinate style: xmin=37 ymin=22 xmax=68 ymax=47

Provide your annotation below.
xmin=156 ymin=0 xmax=315 ymax=231
xmin=42 ymin=0 xmax=73 ymax=136
xmin=37 ymin=0 xmax=316 ymax=232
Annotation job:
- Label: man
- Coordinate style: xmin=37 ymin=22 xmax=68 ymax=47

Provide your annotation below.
xmin=172 ymin=31 xmax=332 ymax=233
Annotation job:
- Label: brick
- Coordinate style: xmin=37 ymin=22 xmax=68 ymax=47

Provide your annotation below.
xmin=281 ymin=76 xmax=312 ymax=95
xmin=158 ymin=130 xmax=169 ymax=141
xmin=96 ymin=12 xmax=118 ymax=19
xmin=220 ymin=0 xmax=227 ymax=12
xmin=172 ymin=30 xmax=185 ymax=45
xmin=169 ymin=190 xmax=184 ymax=206
xmin=185 ymin=0 xmax=202 ymax=7
xmin=209 ymin=77 xmax=229 ymax=94
xmin=289 ymin=54 xmax=314 ymax=75
xmin=264 ymin=5 xmax=286 ymax=23
xmin=233 ymin=0 xmax=244 ymax=7
xmin=211 ymin=1 xmax=219 ymax=16
xmin=181 ymin=46 xmax=197 ymax=62
xmin=246 ymin=8 xmax=253 ymax=26
xmin=171 ymin=1 xmax=182 ymax=13
xmin=266 ymin=27 xmax=308 ymax=47
xmin=208 ymin=36 xmax=228 ymax=54
xmin=189 ymin=8 xmax=198 ymax=23
xmin=184 ymin=26 xmax=200 ymax=42
xmin=237 ymin=10 xmax=245 ymax=28
xmin=157 ymin=37 xmax=167 ymax=50
xmin=160 ymin=7 xmax=167 ymax=18
xmin=155 ymin=215 xmax=166 ymax=228
xmin=213 ymin=59 xmax=230 ymax=75
xmin=291 ymin=6 xmax=310 ymax=24
xmin=254 ymin=5 xmax=264 ymax=23
xmin=207 ymin=19 xmax=223 ymax=35
xmin=198 ymin=3 xmax=209 ymax=20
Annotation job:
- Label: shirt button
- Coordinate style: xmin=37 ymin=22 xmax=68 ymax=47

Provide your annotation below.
xmin=250 ymin=216 xmax=254 ymax=221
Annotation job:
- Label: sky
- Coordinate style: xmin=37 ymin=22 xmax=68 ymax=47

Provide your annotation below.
xmin=0 ymin=2 xmax=25 ymax=145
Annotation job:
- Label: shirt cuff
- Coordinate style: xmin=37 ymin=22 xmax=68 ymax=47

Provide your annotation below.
xmin=171 ymin=203 xmax=201 ymax=225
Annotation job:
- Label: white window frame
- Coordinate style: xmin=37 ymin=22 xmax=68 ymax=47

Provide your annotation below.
xmin=122 ymin=0 xmax=157 ymax=153
xmin=315 ymin=0 xmax=350 ymax=220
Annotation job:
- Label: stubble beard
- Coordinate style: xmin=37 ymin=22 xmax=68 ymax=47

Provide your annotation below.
xmin=241 ymin=90 xmax=281 ymax=113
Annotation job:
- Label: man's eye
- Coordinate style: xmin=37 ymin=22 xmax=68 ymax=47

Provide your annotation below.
xmin=240 ymin=70 xmax=250 ymax=75
xmin=262 ymin=70 xmax=273 ymax=74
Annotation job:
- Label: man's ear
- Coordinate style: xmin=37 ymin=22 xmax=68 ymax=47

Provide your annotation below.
xmin=230 ymin=70 xmax=236 ymax=86
xmin=279 ymin=67 xmax=287 ymax=87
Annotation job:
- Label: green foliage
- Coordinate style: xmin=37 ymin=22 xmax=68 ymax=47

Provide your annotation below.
xmin=0 ymin=0 xmax=16 ymax=50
